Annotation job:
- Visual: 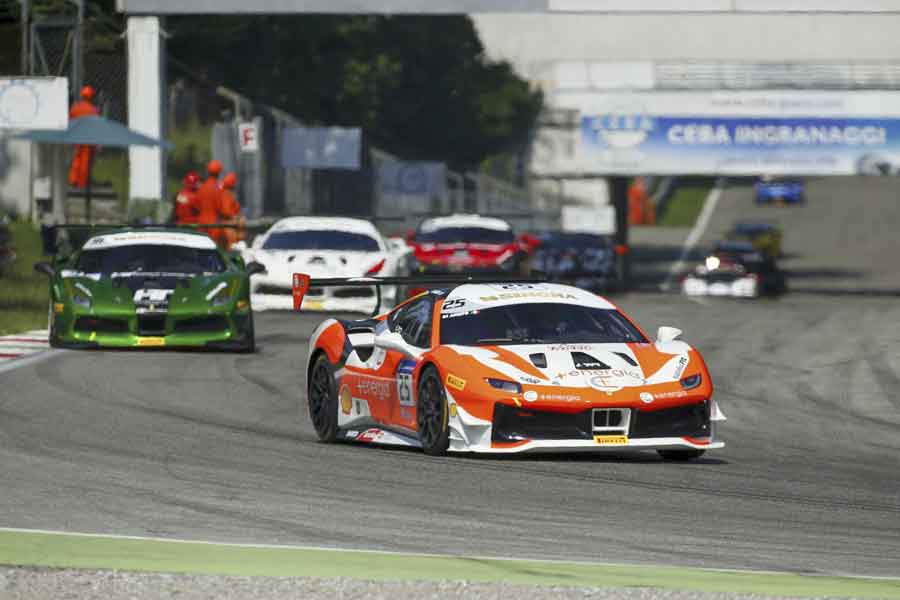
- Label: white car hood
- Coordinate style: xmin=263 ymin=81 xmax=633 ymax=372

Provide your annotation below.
xmin=446 ymin=341 xmax=693 ymax=391
xmin=247 ymin=249 xmax=387 ymax=280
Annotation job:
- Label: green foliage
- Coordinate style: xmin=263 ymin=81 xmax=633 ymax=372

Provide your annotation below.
xmin=167 ymin=15 xmax=542 ymax=170
xmin=0 ymin=221 xmax=48 ymax=335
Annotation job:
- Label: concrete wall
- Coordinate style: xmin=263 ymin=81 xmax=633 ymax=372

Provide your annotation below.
xmin=474 ymin=14 xmax=900 ymax=78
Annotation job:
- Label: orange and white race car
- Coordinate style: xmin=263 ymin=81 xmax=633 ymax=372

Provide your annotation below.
xmin=295 ymin=275 xmax=726 ymax=459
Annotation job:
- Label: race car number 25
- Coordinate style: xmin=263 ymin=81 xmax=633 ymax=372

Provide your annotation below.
xmin=397 ymin=359 xmax=416 ymax=407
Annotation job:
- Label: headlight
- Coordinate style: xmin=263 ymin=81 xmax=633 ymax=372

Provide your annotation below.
xmin=485 ymin=378 xmax=522 ymax=393
xmin=212 ymin=290 xmax=232 ymax=307
xmin=207 ymin=281 xmax=233 ymax=307
xmin=72 ymin=292 xmax=91 ymax=308
xmin=680 ymin=374 xmax=702 ymax=390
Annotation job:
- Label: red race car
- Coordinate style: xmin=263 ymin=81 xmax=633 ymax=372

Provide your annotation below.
xmin=405 ymin=215 xmax=534 ymax=280
xmin=295 ymin=274 xmax=726 ymax=459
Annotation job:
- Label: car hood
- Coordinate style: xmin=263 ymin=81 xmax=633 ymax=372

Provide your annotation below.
xmin=58 ymin=270 xmax=241 ymax=311
xmin=446 ymin=342 xmax=693 ymax=388
xmin=246 ymin=249 xmax=386 ymax=278
xmin=431 ymin=340 xmax=709 ymax=412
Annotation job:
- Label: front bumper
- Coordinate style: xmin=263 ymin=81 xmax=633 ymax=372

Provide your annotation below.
xmin=251 ymin=284 xmax=395 ymax=313
xmin=53 ymin=307 xmax=253 ymax=350
xmin=682 ymin=276 xmax=758 ymax=298
xmin=447 ymin=397 xmax=726 ymax=454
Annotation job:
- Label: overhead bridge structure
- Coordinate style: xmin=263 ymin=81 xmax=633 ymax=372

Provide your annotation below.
xmin=116 ymin=0 xmax=900 ymax=204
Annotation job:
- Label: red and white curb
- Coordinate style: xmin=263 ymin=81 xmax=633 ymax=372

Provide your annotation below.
xmin=0 ymin=330 xmax=49 ymax=364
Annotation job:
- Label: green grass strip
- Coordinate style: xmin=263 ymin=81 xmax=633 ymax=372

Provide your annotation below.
xmin=0 ymin=530 xmax=896 ymax=598
xmin=658 ymin=185 xmax=712 ymax=227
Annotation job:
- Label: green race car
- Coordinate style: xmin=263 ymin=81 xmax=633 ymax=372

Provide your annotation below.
xmin=34 ymin=227 xmax=265 ymax=352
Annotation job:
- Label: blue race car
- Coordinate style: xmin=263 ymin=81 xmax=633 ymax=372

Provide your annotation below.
xmin=754 ymin=177 xmax=804 ymax=205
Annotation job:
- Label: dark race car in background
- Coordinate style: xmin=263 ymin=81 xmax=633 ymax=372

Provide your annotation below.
xmin=755 ymin=177 xmax=804 ymax=205
xmin=725 ymin=221 xmax=783 ymax=260
xmin=682 ymin=241 xmax=786 ymax=299
xmin=530 ymin=231 xmax=617 ymax=292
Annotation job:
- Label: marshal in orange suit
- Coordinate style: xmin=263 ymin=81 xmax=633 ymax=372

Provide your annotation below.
xmin=68 ymin=86 xmax=100 ymax=189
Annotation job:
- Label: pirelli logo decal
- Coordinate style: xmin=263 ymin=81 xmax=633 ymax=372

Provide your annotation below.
xmin=446 ymin=374 xmax=466 ymax=391
xmin=593 ymin=435 xmax=628 ymax=445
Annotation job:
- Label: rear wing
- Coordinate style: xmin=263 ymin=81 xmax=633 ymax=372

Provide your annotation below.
xmin=291 ymin=273 xmax=547 ymax=317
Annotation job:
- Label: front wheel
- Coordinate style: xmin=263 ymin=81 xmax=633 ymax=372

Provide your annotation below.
xmin=417 ymin=367 xmax=450 ymax=456
xmin=658 ymin=449 xmax=705 ymax=461
xmin=308 ymin=354 xmax=339 ymax=442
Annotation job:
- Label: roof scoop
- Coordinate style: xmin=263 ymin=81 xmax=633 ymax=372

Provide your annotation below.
xmin=529 ymin=353 xmax=547 ymax=368
xmin=571 ymin=352 xmax=610 ymax=370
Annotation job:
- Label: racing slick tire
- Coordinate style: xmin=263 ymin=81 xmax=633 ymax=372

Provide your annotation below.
xmin=308 ymin=353 xmax=339 ymax=443
xmin=239 ymin=314 xmax=256 ymax=354
xmin=417 ymin=366 xmax=451 ymax=456
xmin=657 ymin=449 xmax=705 ymax=461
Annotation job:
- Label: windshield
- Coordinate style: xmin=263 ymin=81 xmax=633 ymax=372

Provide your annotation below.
xmin=440 ymin=303 xmax=647 ymax=345
xmin=262 ymin=230 xmax=381 ymax=251
xmin=75 ymin=244 xmax=226 ymax=274
xmin=415 ymin=227 xmax=514 ymax=245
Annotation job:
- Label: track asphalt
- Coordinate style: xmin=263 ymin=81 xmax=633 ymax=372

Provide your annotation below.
xmin=1 ymin=177 xmax=898 ymax=582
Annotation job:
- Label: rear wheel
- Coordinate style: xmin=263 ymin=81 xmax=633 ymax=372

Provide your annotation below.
xmin=308 ymin=354 xmax=339 ymax=442
xmin=658 ymin=449 xmax=705 ymax=461
xmin=417 ymin=367 xmax=450 ymax=456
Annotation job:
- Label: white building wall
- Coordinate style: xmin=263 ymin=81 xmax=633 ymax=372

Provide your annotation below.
xmin=474 ymin=14 xmax=900 ymax=80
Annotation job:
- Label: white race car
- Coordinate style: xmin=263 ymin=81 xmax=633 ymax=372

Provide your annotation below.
xmin=241 ymin=217 xmax=403 ymax=312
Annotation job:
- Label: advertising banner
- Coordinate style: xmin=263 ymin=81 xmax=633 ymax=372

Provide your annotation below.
xmin=558 ymin=91 xmax=900 ymax=175
xmin=377 ymin=161 xmax=446 ymax=196
xmin=0 ymin=78 xmax=68 ymax=131
xmin=281 ymin=126 xmax=361 ymax=170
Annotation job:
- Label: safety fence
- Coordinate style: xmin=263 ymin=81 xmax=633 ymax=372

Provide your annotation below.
xmin=208 ymin=86 xmax=565 ymax=235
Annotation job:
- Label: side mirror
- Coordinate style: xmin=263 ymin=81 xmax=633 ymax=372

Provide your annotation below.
xmin=34 ymin=261 xmax=55 ymax=277
xmin=246 ymin=261 xmax=267 ymax=276
xmin=40 ymin=225 xmax=59 ymax=256
xmin=656 ymin=326 xmax=682 ymax=344
xmin=518 ymin=233 xmax=541 ymax=253
xmin=374 ymin=330 xmax=421 ymax=358
xmin=231 ymin=240 xmax=248 ymax=252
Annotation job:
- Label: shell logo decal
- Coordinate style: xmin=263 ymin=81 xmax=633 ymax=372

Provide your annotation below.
xmin=340 ymin=384 xmax=353 ymax=415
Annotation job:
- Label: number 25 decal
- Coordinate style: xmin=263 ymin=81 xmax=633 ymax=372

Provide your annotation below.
xmin=442 ymin=298 xmax=465 ymax=312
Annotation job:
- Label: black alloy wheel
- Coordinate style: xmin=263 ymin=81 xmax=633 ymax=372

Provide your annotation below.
xmin=417 ymin=367 xmax=451 ymax=456
xmin=308 ymin=354 xmax=338 ymax=442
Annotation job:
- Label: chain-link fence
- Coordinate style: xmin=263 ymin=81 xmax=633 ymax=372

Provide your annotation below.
xmin=205 ymin=83 xmax=563 ymax=234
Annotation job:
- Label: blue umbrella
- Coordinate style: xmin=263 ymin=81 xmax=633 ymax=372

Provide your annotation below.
xmin=15 ymin=115 xmax=171 ymax=223
xmin=15 ymin=115 xmax=171 ymax=148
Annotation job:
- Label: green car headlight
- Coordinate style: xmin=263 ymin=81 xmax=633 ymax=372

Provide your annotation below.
xmin=212 ymin=290 xmax=232 ymax=307
xmin=72 ymin=292 xmax=92 ymax=308
xmin=207 ymin=281 xmax=234 ymax=307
